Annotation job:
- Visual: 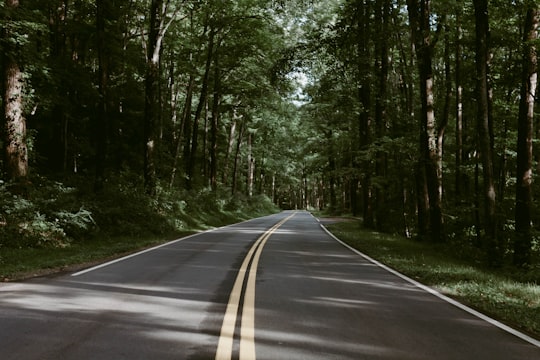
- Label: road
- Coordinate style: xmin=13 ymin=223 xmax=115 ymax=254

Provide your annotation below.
xmin=0 ymin=211 xmax=539 ymax=359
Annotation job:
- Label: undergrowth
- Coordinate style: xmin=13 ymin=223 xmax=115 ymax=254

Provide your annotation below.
xmin=0 ymin=174 xmax=279 ymax=280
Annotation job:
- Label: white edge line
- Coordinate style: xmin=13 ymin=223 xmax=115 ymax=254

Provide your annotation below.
xmin=71 ymin=216 xmax=263 ymax=277
xmin=319 ymin=223 xmax=540 ymax=349
xmin=71 ymin=231 xmax=208 ymax=277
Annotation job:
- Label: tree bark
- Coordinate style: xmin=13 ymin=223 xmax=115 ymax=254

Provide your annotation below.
xmin=455 ymin=9 xmax=464 ymax=199
xmin=357 ymin=2 xmax=374 ymax=227
xmin=514 ymin=6 xmax=539 ymax=267
xmin=374 ymin=0 xmax=390 ymax=230
xmin=247 ymin=132 xmax=254 ymax=197
xmin=187 ymin=27 xmax=215 ymax=189
xmin=2 ymin=0 xmax=28 ymax=182
xmin=210 ymin=48 xmax=220 ymax=191
xmin=95 ymin=0 xmax=109 ymax=192
xmin=231 ymin=120 xmax=245 ymax=195
xmin=438 ymin=20 xmax=451 ymax=207
xmin=407 ymin=0 xmax=443 ymax=242
xmin=222 ymin=113 xmax=238 ymax=185
xmin=474 ymin=0 xmax=499 ymax=265
xmin=144 ymin=0 xmax=164 ymax=196
xmin=48 ymin=1 xmax=69 ymax=173
xmin=170 ymin=72 xmax=194 ymax=188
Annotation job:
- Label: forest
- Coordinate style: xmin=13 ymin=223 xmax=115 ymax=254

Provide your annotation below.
xmin=1 ymin=0 xmax=540 ymax=271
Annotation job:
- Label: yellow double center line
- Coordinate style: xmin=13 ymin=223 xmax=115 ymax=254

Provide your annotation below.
xmin=215 ymin=212 xmax=296 ymax=360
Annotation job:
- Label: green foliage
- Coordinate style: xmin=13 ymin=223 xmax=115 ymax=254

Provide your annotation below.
xmin=0 ymin=173 xmax=278 ymax=280
xmin=0 ymin=179 xmax=95 ymax=248
xmin=0 ymin=172 xmax=278 ymax=251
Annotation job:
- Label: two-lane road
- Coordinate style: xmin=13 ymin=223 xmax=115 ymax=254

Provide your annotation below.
xmin=1 ymin=211 xmax=539 ymax=359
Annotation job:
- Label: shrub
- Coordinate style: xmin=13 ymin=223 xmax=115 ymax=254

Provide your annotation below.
xmin=0 ymin=178 xmax=96 ymax=248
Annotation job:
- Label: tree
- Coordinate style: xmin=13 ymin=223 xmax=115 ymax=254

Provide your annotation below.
xmin=474 ymin=0 xmax=499 ymax=265
xmin=407 ymin=0 xmax=444 ymax=242
xmin=514 ymin=4 xmax=539 ymax=267
xmin=373 ymin=0 xmax=390 ymax=230
xmin=455 ymin=7 xmax=465 ymax=199
xmin=2 ymin=0 xmax=28 ymax=182
xmin=186 ymin=20 xmax=214 ymax=190
xmin=357 ymin=1 xmax=374 ymax=227
xmin=144 ymin=0 xmax=177 ymax=195
xmin=95 ymin=0 xmax=111 ymax=192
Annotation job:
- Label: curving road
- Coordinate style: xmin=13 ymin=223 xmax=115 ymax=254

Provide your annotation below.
xmin=0 ymin=211 xmax=539 ymax=359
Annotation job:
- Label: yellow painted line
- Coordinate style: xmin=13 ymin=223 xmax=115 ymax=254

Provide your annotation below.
xmin=215 ymin=212 xmax=296 ymax=360
xmin=215 ymin=235 xmax=262 ymax=360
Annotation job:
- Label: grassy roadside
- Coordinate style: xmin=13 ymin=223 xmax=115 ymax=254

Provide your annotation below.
xmin=0 ymin=232 xmax=194 ymax=281
xmin=0 ymin=185 xmax=279 ymax=281
xmin=325 ymin=220 xmax=540 ymax=340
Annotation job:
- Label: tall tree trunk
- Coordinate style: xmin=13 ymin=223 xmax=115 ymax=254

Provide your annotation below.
xmin=329 ymin=165 xmax=337 ymax=214
xmin=327 ymin=130 xmax=338 ymax=214
xmin=2 ymin=0 xmax=28 ymax=183
xmin=374 ymin=0 xmax=390 ymax=230
xmin=210 ymin=49 xmax=220 ymax=191
xmin=438 ymin=20 xmax=451 ymax=208
xmin=144 ymin=0 xmax=165 ymax=196
xmin=231 ymin=120 xmax=245 ymax=195
xmin=474 ymin=0 xmax=499 ymax=265
xmin=407 ymin=0 xmax=443 ymax=242
xmin=170 ymin=72 xmax=194 ymax=188
xmin=357 ymin=2 xmax=374 ymax=227
xmin=186 ymin=28 xmax=215 ymax=189
xmin=48 ymin=0 xmax=69 ymax=173
xmin=247 ymin=132 xmax=254 ymax=197
xmin=455 ymin=9 xmax=464 ymax=199
xmin=515 ymin=6 xmax=539 ymax=267
xmin=95 ymin=0 xmax=109 ymax=192
xmin=203 ymin=93 xmax=209 ymax=181
xmin=222 ymin=113 xmax=238 ymax=185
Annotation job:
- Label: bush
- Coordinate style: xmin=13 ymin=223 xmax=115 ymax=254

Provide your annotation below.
xmin=0 ymin=174 xmax=279 ymax=250
xmin=0 ymin=179 xmax=95 ymax=248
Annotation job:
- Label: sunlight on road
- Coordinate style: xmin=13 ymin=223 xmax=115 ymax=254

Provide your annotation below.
xmin=1 ymin=280 xmax=210 ymax=322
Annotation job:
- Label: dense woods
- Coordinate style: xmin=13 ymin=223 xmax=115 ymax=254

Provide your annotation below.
xmin=1 ymin=0 xmax=539 ymax=270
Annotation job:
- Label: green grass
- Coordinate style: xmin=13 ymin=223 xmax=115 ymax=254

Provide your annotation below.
xmin=326 ymin=221 xmax=540 ymax=340
xmin=0 ymin=232 xmax=191 ymax=281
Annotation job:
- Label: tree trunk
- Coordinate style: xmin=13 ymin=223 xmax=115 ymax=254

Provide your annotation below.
xmin=407 ymin=0 xmax=443 ymax=242
xmin=350 ymin=178 xmax=359 ymax=216
xmin=202 ymin=92 xmax=209 ymax=181
xmin=374 ymin=0 xmax=390 ymax=230
xmin=222 ymin=114 xmax=238 ymax=185
xmin=48 ymin=1 xmax=69 ymax=173
xmin=2 ymin=0 xmax=28 ymax=182
xmin=144 ymin=0 xmax=164 ymax=196
xmin=170 ymin=72 xmax=194 ymax=188
xmin=329 ymin=166 xmax=337 ymax=214
xmin=474 ymin=0 xmax=499 ymax=265
xmin=247 ymin=132 xmax=254 ymax=197
xmin=438 ymin=20 xmax=451 ymax=208
xmin=514 ymin=6 xmax=539 ymax=267
xmin=231 ymin=120 xmax=245 ymax=195
xmin=357 ymin=2 xmax=374 ymax=228
xmin=95 ymin=0 xmax=109 ymax=192
xmin=210 ymin=49 xmax=220 ymax=191
xmin=187 ymin=28 xmax=215 ymax=189
xmin=455 ymin=9 xmax=464 ymax=199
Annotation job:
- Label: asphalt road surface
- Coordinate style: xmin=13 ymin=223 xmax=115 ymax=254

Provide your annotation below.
xmin=1 ymin=211 xmax=539 ymax=359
